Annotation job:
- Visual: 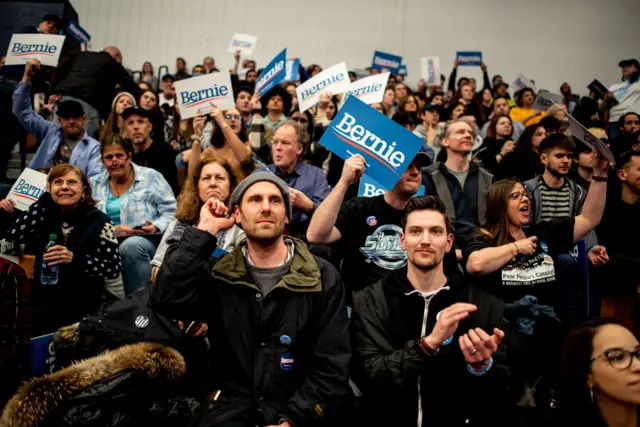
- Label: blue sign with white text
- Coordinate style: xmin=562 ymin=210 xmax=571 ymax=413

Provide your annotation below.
xmin=456 ymin=51 xmax=483 ymax=66
xmin=66 ymin=19 xmax=91 ymax=43
xmin=285 ymin=59 xmax=300 ymax=82
xmin=318 ymin=96 xmax=423 ymax=190
xmin=255 ymin=48 xmax=287 ymax=97
xmin=371 ymin=51 xmax=402 ymax=74
xmin=358 ymin=174 xmax=424 ymax=197
xmin=30 ymin=333 xmax=56 ymax=376
xmin=398 ymin=65 xmax=407 ymax=76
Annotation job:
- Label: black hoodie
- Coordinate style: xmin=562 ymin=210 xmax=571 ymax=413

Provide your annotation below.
xmin=351 ymin=267 xmax=510 ymax=427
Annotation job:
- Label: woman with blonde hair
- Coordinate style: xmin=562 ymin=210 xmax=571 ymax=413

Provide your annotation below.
xmin=99 ymin=92 xmax=136 ymax=142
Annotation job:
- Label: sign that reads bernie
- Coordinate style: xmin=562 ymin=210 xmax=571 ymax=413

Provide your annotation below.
xmin=174 ymin=71 xmax=235 ymax=119
xmin=254 ymin=48 xmax=287 ymax=97
xmin=341 ymin=72 xmax=390 ymax=106
xmin=371 ymin=50 xmax=402 ymax=74
xmin=296 ymin=62 xmax=351 ymax=112
xmin=420 ymin=56 xmax=440 ymax=85
xmin=318 ymin=96 xmax=423 ymax=190
xmin=7 ymin=168 xmax=47 ymax=211
xmin=358 ymin=173 xmax=425 ymax=198
xmin=227 ymin=33 xmax=257 ymax=55
xmin=4 ymin=34 xmax=65 ymax=67
xmin=456 ymin=51 xmax=483 ymax=66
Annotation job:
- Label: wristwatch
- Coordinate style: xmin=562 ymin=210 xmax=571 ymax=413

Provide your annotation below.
xmin=419 ymin=337 xmax=440 ymax=356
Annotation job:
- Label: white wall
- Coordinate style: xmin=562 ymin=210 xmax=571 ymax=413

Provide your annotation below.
xmin=69 ymin=0 xmax=640 ymax=96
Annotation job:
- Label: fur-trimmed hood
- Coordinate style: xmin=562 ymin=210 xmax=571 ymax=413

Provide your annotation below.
xmin=0 ymin=342 xmax=186 ymax=427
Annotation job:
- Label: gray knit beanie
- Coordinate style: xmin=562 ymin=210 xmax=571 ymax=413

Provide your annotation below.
xmin=228 ymin=171 xmax=292 ymax=220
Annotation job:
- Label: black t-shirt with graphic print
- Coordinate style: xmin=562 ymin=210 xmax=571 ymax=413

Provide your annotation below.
xmin=335 ymin=195 xmax=406 ymax=293
xmin=466 ymin=217 xmax=575 ymax=307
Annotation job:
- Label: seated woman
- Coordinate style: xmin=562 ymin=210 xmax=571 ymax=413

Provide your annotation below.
xmin=151 ymin=155 xmax=244 ymax=281
xmin=558 ymin=318 xmax=640 ymax=427
xmin=464 ymin=153 xmax=609 ymax=409
xmin=183 ymin=104 xmax=254 ymax=183
xmin=509 ymin=87 xmax=546 ymax=127
xmin=475 ymin=114 xmax=515 ymax=175
xmin=6 ymin=164 xmax=121 ymax=335
xmin=138 ymin=89 xmax=166 ymax=144
xmin=99 ymin=92 xmax=136 ymax=143
xmin=90 ymin=136 xmax=176 ymax=296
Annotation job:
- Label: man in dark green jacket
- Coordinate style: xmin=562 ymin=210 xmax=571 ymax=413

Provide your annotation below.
xmin=152 ymin=171 xmax=352 ymax=427
xmin=351 ymin=196 xmax=509 ymax=426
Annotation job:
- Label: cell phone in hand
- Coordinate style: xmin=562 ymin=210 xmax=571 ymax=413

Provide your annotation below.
xmin=184 ymin=321 xmax=203 ymax=336
xmin=132 ymin=225 xmax=145 ymax=230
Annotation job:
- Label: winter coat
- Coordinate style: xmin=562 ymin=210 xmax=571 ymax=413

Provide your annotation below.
xmin=351 ymin=268 xmax=510 ymax=426
xmin=151 ymin=226 xmax=353 ymax=426
xmin=0 ymin=342 xmax=201 ymax=427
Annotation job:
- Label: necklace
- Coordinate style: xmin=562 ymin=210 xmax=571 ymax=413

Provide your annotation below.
xmin=110 ymin=167 xmax=133 ymax=198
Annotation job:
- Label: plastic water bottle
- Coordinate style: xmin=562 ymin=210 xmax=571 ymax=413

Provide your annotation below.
xmin=41 ymin=234 xmax=59 ymax=285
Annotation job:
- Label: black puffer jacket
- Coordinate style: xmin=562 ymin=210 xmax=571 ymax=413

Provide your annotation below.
xmin=151 ymin=226 xmax=353 ymax=427
xmin=351 ymin=268 xmax=510 ymax=427
xmin=0 ymin=342 xmax=201 ymax=427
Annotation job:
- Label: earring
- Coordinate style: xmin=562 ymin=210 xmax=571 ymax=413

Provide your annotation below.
xmin=589 ymin=387 xmax=594 ymax=403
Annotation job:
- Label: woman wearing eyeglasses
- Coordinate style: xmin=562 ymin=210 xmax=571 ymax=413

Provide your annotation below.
xmin=558 ymin=318 xmax=640 ymax=427
xmin=464 ymin=152 xmax=609 ymax=414
xmin=182 ymin=104 xmax=255 ymax=184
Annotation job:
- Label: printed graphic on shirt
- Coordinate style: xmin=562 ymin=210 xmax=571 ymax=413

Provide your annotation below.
xmin=501 ymin=248 xmax=555 ymax=286
xmin=359 ymin=224 xmax=407 ymax=270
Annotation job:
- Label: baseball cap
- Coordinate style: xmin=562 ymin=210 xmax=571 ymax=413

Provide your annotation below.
xmin=121 ymin=106 xmax=151 ymax=121
xmin=618 ymin=59 xmax=640 ymax=68
xmin=161 ymin=73 xmax=176 ymax=82
xmin=412 ymin=152 xmax=432 ymax=168
xmin=494 ymin=81 xmax=509 ymax=90
xmin=422 ymin=103 xmax=443 ymax=115
xmin=57 ymin=100 xmax=84 ymax=118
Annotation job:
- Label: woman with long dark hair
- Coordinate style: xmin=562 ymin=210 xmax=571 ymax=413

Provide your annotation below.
xmin=494 ymin=124 xmax=547 ymax=181
xmin=510 ymin=87 xmax=546 ymax=126
xmin=99 ymin=92 xmax=136 ymax=143
xmin=137 ymin=89 xmax=165 ymax=144
xmin=558 ymin=318 xmax=640 ymax=427
xmin=475 ymin=114 xmax=515 ymax=174
xmin=136 ymin=61 xmax=158 ymax=90
xmin=464 ymin=154 xmax=609 ymax=413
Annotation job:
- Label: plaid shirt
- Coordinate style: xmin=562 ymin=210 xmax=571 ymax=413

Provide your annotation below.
xmin=90 ymin=163 xmax=176 ymax=232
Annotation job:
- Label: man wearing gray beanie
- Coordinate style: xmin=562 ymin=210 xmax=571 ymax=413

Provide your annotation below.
xmin=152 ymin=171 xmax=352 ymax=427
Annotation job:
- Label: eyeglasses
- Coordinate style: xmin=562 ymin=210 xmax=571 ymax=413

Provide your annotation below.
xmin=592 ymin=348 xmax=640 ymax=370
xmin=508 ymin=191 xmax=532 ymax=201
xmin=292 ymin=117 xmax=309 ymax=124
xmin=224 ymin=114 xmax=242 ymax=121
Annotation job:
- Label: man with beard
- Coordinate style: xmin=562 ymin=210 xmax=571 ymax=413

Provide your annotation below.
xmin=350 ymin=195 xmax=509 ymax=427
xmin=13 ymin=59 xmax=102 ymax=178
xmin=123 ymin=106 xmax=178 ymax=194
xmin=153 ymin=172 xmax=352 ymax=427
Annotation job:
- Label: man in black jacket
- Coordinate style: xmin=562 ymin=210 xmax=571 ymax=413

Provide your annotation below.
xmin=351 ymin=196 xmax=509 ymax=427
xmin=152 ymin=171 xmax=352 ymax=427
xmin=50 ymin=46 xmax=139 ymax=138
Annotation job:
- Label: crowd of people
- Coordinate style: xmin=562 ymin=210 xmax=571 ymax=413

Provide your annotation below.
xmin=0 ymin=13 xmax=640 ymax=427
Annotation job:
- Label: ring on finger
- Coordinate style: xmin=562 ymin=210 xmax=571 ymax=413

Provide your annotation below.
xmin=470 ymin=348 xmax=479 ymax=356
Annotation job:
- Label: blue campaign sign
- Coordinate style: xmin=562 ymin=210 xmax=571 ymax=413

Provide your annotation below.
xmin=456 ymin=51 xmax=483 ymax=66
xmin=318 ymin=96 xmax=423 ymax=190
xmin=255 ymin=48 xmax=287 ymax=97
xmin=398 ymin=64 xmax=408 ymax=76
xmin=358 ymin=174 xmax=425 ymax=197
xmin=284 ymin=59 xmax=300 ymax=82
xmin=66 ymin=19 xmax=91 ymax=43
xmin=371 ymin=50 xmax=402 ymax=74
xmin=30 ymin=332 xmax=56 ymax=376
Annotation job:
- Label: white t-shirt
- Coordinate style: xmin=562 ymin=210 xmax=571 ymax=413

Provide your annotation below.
xmin=608 ymin=79 xmax=640 ymax=122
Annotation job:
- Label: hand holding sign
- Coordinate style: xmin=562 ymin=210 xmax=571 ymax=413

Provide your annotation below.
xmin=592 ymin=150 xmax=611 ymax=176
xmin=249 ymin=92 xmax=261 ymax=110
xmin=23 ymin=59 xmax=41 ymax=80
xmin=340 ymin=154 xmax=367 ymax=186
xmin=208 ymin=103 xmax=224 ymax=125
xmin=317 ymin=91 xmax=333 ymax=111
xmin=0 ymin=199 xmax=15 ymax=214
xmin=193 ymin=113 xmax=206 ymax=137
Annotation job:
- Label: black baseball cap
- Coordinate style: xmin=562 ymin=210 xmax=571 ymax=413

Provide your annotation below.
xmin=412 ymin=152 xmax=432 ymax=168
xmin=619 ymin=59 xmax=640 ymax=68
xmin=42 ymin=14 xmax=62 ymax=31
xmin=494 ymin=81 xmax=509 ymax=90
xmin=122 ymin=106 xmax=151 ymax=121
xmin=57 ymin=100 xmax=84 ymax=118
xmin=161 ymin=73 xmax=176 ymax=82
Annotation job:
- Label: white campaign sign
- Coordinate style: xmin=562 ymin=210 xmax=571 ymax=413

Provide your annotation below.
xmin=341 ymin=72 xmax=390 ymax=106
xmin=174 ymin=72 xmax=235 ymax=119
xmin=566 ymin=112 xmax=615 ymax=164
xmin=7 ymin=168 xmax=47 ymax=211
xmin=227 ymin=33 xmax=257 ymax=55
xmin=533 ymin=92 xmax=565 ymax=111
xmin=420 ymin=56 xmax=441 ymax=85
xmin=4 ymin=34 xmax=65 ymax=67
xmin=513 ymin=72 xmax=537 ymax=92
xmin=296 ymin=62 xmax=351 ymax=112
